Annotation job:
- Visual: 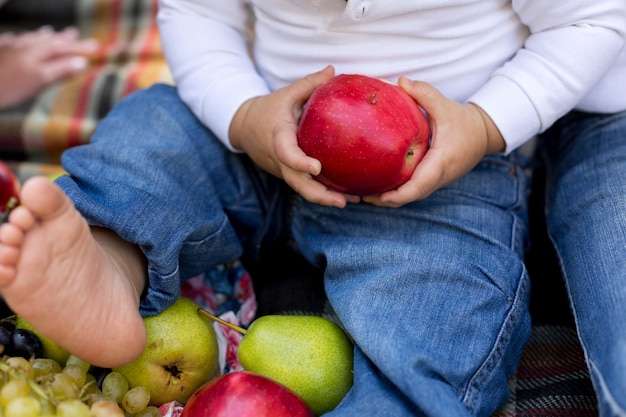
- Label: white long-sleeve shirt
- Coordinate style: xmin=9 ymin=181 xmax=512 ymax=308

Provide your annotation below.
xmin=157 ymin=0 xmax=626 ymax=153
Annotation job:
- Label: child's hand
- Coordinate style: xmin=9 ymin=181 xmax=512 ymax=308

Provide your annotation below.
xmin=363 ymin=78 xmax=506 ymax=208
xmin=230 ymin=65 xmax=360 ymax=208
xmin=0 ymin=26 xmax=99 ymax=109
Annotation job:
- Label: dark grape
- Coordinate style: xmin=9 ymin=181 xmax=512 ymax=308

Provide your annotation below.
xmin=0 ymin=325 xmax=11 ymax=353
xmin=90 ymin=366 xmax=112 ymax=389
xmin=10 ymin=328 xmax=44 ymax=359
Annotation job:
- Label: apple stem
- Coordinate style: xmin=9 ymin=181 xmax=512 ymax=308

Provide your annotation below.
xmin=197 ymin=308 xmax=248 ymax=335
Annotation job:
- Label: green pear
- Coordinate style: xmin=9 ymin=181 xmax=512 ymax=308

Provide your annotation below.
xmin=200 ymin=310 xmax=354 ymax=416
xmin=114 ymin=297 xmax=220 ymax=406
xmin=16 ymin=316 xmax=71 ymax=366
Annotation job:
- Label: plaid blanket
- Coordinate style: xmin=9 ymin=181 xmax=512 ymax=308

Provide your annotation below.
xmin=494 ymin=325 xmax=598 ymax=417
xmin=0 ymin=0 xmax=173 ymax=163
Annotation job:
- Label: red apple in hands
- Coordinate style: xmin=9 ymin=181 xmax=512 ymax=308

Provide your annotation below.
xmin=0 ymin=161 xmax=20 ymax=218
xmin=297 ymin=73 xmax=430 ymax=195
xmin=181 ymin=371 xmax=315 ymax=417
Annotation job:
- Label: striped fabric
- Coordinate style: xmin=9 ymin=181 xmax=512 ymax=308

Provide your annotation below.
xmin=0 ymin=0 xmax=173 ymax=163
xmin=494 ymin=325 xmax=598 ymax=417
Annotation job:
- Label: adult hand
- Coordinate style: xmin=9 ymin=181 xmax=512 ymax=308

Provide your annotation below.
xmin=0 ymin=26 xmax=99 ymax=109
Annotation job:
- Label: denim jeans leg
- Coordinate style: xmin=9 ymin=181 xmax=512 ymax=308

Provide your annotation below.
xmin=56 ymin=84 xmax=284 ymax=316
xmin=539 ymin=110 xmax=626 ymax=416
xmin=292 ymin=153 xmax=533 ymax=416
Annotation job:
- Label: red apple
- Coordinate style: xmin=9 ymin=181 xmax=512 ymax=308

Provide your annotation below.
xmin=0 ymin=161 xmax=20 ymax=218
xmin=297 ymin=73 xmax=430 ymax=195
xmin=181 ymin=371 xmax=315 ymax=417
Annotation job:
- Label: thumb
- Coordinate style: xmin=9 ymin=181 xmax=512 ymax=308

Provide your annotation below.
xmin=398 ymin=77 xmax=445 ymax=117
xmin=291 ymin=65 xmax=336 ymax=103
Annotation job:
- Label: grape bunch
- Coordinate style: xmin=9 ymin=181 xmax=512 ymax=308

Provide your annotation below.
xmin=0 ymin=317 xmax=161 ymax=417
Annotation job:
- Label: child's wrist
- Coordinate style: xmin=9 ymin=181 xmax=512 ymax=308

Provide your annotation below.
xmin=468 ymin=103 xmax=505 ymax=154
xmin=229 ymin=97 xmax=257 ymax=151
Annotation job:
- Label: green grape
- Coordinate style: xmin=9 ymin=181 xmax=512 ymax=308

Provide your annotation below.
xmin=56 ymin=399 xmax=90 ymax=417
xmin=32 ymin=358 xmax=62 ymax=378
xmin=101 ymin=372 xmax=128 ymax=404
xmin=83 ymin=373 xmax=96 ymax=387
xmin=28 ymin=380 xmax=53 ymax=409
xmin=79 ymin=381 xmax=100 ymax=399
xmin=83 ymin=392 xmax=115 ymax=407
xmin=0 ymin=379 xmax=30 ymax=406
xmin=62 ymin=365 xmax=87 ymax=387
xmin=5 ymin=356 xmax=34 ymax=380
xmin=135 ymin=405 xmax=162 ymax=417
xmin=121 ymin=385 xmax=150 ymax=414
xmin=64 ymin=356 xmax=90 ymax=373
xmin=38 ymin=398 xmax=56 ymax=415
xmin=89 ymin=400 xmax=125 ymax=417
xmin=48 ymin=373 xmax=79 ymax=400
xmin=4 ymin=396 xmax=41 ymax=417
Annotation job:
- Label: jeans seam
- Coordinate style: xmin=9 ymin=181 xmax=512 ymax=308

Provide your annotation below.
xmin=462 ymin=265 xmax=529 ymax=414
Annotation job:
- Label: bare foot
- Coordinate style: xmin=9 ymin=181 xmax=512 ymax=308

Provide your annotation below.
xmin=0 ymin=176 xmax=147 ymax=368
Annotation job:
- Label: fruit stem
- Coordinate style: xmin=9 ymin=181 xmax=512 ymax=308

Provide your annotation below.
xmin=197 ymin=308 xmax=248 ymax=335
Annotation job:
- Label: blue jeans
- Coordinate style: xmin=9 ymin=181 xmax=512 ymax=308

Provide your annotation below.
xmin=538 ymin=110 xmax=626 ymax=417
xmin=56 ymin=84 xmax=624 ymax=416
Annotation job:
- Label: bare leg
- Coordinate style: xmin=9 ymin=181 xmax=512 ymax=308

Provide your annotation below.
xmin=0 ymin=176 xmax=147 ymax=368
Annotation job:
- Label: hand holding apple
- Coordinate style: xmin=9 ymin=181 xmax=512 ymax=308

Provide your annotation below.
xmin=362 ymin=78 xmax=506 ymax=207
xmin=297 ymin=73 xmax=430 ymax=196
xmin=230 ymin=66 xmax=356 ymax=208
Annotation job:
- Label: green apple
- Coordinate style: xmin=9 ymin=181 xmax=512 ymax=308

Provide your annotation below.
xmin=113 ymin=297 xmax=220 ymax=406
xmin=16 ymin=316 xmax=71 ymax=366
xmin=200 ymin=310 xmax=354 ymax=416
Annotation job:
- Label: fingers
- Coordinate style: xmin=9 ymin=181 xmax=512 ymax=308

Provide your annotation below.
xmin=6 ymin=26 xmax=99 ymax=59
xmin=362 ymin=78 xmax=491 ymax=207
xmin=366 ymin=151 xmax=447 ymax=207
xmin=36 ymin=56 xmax=89 ymax=85
xmin=0 ymin=26 xmax=98 ymax=103
xmin=275 ymin=66 xmax=336 ymax=176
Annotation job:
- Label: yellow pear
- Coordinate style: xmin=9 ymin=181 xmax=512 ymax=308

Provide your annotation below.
xmin=114 ymin=297 xmax=220 ymax=405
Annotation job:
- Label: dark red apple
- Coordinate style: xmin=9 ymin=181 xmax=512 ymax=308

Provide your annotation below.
xmin=181 ymin=371 xmax=315 ymax=417
xmin=297 ymin=73 xmax=430 ymax=195
xmin=0 ymin=161 xmax=20 ymax=218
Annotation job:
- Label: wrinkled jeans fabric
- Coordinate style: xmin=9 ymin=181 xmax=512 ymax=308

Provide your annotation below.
xmin=57 ymin=84 xmax=625 ymax=416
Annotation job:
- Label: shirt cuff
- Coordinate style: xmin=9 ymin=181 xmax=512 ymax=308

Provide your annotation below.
xmin=468 ymin=75 xmax=542 ymax=154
